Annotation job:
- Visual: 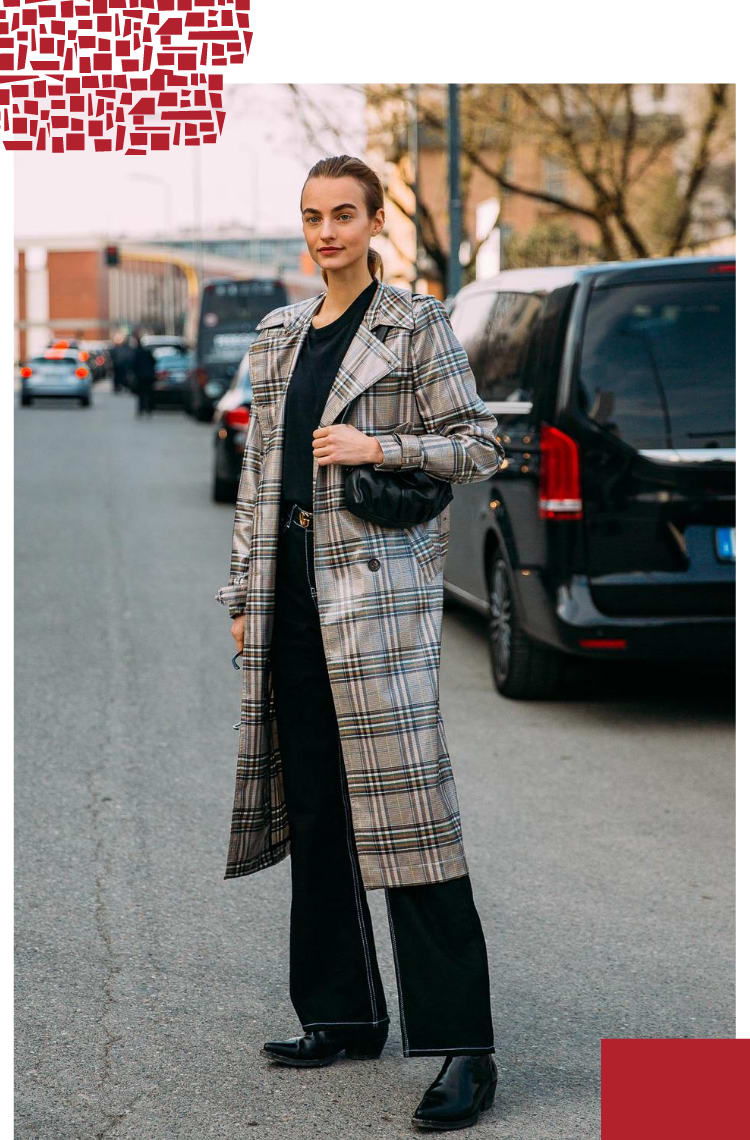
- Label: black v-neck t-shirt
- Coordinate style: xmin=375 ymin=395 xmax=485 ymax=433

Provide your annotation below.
xmin=281 ymin=278 xmax=378 ymax=509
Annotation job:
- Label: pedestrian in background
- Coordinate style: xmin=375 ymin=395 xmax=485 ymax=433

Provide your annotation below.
xmin=131 ymin=331 xmax=156 ymax=417
xmin=215 ymin=155 xmax=505 ymax=1131
xmin=109 ymin=331 xmax=134 ymax=394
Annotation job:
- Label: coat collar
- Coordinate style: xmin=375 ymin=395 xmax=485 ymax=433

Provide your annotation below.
xmin=256 ymin=278 xmax=416 ymax=336
xmin=250 ymin=279 xmax=415 ymax=473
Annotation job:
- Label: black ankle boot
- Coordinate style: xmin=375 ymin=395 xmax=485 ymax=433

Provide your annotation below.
xmin=411 ymin=1054 xmax=497 ymax=1130
xmin=261 ymin=1023 xmax=389 ymax=1068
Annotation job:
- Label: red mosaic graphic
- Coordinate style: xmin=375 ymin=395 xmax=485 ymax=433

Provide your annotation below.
xmin=0 ymin=0 xmax=252 ymax=153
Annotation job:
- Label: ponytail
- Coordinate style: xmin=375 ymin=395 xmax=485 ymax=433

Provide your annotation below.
xmin=367 ymin=246 xmax=384 ymax=282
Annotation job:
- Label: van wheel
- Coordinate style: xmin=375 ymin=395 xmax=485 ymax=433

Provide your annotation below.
xmin=488 ymin=550 xmax=564 ymax=699
xmin=21 ymin=395 xmax=33 ymax=407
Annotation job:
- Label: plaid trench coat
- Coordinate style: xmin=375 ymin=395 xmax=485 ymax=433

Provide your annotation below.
xmin=215 ymin=279 xmax=505 ymax=890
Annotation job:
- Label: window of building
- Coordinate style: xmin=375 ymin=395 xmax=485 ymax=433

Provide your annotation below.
xmin=543 ymin=156 xmax=566 ymax=197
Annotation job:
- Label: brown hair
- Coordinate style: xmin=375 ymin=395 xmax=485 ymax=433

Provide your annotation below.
xmin=300 ymin=155 xmax=385 ymax=285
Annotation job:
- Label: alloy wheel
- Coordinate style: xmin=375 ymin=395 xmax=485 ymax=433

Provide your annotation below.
xmin=488 ymin=556 xmax=513 ymax=687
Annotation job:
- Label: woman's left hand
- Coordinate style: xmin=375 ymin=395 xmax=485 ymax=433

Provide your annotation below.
xmin=312 ymin=424 xmax=384 ymax=466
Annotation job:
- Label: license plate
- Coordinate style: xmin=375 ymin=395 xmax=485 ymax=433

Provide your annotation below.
xmin=715 ymin=526 xmax=735 ymax=561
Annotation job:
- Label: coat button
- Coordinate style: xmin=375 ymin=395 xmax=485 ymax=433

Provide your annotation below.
xmin=368 ymin=557 xmax=381 ymax=571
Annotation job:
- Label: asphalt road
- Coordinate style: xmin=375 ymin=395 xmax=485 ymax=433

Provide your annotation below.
xmin=15 ymin=385 xmax=734 ymax=1139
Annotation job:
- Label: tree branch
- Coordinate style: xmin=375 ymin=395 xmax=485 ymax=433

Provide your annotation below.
xmin=667 ymin=83 xmax=729 ymax=253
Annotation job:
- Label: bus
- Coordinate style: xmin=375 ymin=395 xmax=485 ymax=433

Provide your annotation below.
xmin=187 ymin=273 xmax=321 ymax=420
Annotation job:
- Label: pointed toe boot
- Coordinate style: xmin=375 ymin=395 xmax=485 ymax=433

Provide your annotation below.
xmin=412 ymin=1054 xmax=497 ymax=1130
xmin=262 ymin=1023 xmax=389 ymax=1068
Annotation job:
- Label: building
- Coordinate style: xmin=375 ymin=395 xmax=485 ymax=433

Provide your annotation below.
xmin=14 ymin=231 xmax=319 ymax=362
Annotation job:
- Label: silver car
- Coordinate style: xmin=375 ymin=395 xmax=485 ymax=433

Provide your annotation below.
xmin=20 ymin=349 xmax=93 ymax=407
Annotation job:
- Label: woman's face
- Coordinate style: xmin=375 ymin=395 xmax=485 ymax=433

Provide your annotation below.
xmin=301 ymin=176 xmax=384 ymax=276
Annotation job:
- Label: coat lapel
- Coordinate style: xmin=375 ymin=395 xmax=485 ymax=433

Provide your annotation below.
xmin=318 ymin=322 xmax=400 ymax=428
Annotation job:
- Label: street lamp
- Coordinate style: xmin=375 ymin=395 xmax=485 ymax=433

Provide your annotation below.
xmin=447 ymin=85 xmax=463 ymax=301
xmin=410 ymin=84 xmax=421 ymax=293
xmin=192 ymin=148 xmax=203 ymax=295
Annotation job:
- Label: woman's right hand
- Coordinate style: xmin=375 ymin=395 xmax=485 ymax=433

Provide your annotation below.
xmin=231 ymin=614 xmax=245 ymax=654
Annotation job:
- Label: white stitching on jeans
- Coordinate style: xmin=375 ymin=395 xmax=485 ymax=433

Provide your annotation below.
xmin=384 ymin=891 xmax=410 ymax=1056
xmin=337 ymin=745 xmax=378 ymax=1022
xmin=302 ymin=1018 xmax=389 ymax=1028
xmin=303 ymin=528 xmax=318 ymax=607
xmin=404 ymin=1045 xmax=495 ymax=1054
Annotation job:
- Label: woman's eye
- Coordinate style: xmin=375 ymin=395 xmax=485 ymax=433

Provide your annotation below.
xmin=305 ymin=213 xmax=352 ymax=224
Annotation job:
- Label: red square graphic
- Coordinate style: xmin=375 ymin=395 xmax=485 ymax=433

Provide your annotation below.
xmin=602 ymin=1039 xmax=750 ymax=1139
xmin=1 ymin=0 xmax=252 ymax=151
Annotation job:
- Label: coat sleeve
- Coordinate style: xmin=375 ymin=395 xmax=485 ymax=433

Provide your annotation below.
xmin=372 ymin=293 xmax=505 ymax=482
xmin=214 ymin=404 xmax=263 ymax=619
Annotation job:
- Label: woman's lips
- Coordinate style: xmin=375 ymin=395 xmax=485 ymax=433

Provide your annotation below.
xmin=319 ymin=248 xmax=342 ymax=254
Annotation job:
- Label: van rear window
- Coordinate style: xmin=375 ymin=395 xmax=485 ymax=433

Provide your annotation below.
xmin=576 ymin=277 xmax=735 ymax=449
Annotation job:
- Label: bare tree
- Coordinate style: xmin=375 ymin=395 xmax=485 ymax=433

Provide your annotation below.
xmin=418 ymin=83 xmax=734 ymax=260
xmin=283 ymin=84 xmax=734 ymax=292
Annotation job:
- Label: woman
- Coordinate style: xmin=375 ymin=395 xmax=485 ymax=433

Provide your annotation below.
xmin=215 ymin=155 xmax=505 ymax=1131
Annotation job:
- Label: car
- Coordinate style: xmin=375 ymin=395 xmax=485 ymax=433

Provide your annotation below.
xmin=78 ymin=340 xmax=111 ymax=381
xmin=444 ymin=255 xmax=736 ymax=699
xmin=46 ymin=337 xmax=81 ymax=350
xmin=211 ymin=352 xmax=253 ymax=502
xmin=151 ymin=346 xmax=195 ymax=409
xmin=141 ymin=334 xmax=189 ymax=356
xmin=19 ymin=348 xmax=93 ymax=407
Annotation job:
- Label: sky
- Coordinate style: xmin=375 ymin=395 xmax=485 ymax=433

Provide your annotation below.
xmin=13 ymin=84 xmax=367 ymax=240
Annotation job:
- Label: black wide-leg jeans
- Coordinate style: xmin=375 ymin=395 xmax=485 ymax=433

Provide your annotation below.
xmin=269 ymin=500 xmax=496 ymax=1058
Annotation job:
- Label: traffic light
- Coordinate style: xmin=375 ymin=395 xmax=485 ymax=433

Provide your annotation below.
xmin=104 ymin=244 xmax=120 ymax=267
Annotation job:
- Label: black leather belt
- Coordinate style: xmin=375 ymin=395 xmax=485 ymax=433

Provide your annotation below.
xmin=281 ymin=501 xmax=314 ymax=529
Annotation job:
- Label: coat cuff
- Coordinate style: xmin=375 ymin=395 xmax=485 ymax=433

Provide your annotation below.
xmin=373 ymin=433 xmax=424 ymax=471
xmin=215 ymin=578 xmax=247 ymax=618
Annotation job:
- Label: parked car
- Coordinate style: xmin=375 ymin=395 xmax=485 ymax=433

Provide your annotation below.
xmin=444 ymin=255 xmax=735 ymax=698
xmin=151 ymin=346 xmax=194 ymax=409
xmin=78 ymin=341 xmax=111 ymax=381
xmin=19 ymin=348 xmax=93 ymax=407
xmin=46 ymin=338 xmax=81 ymax=350
xmin=141 ymin=334 xmax=189 ymax=356
xmin=211 ymin=353 xmax=253 ymax=502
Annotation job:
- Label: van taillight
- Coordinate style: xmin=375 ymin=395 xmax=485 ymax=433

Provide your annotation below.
xmin=539 ymin=424 xmax=583 ymax=520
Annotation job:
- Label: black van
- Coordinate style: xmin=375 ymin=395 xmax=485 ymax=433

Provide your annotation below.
xmin=444 ymin=256 xmax=736 ymax=698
